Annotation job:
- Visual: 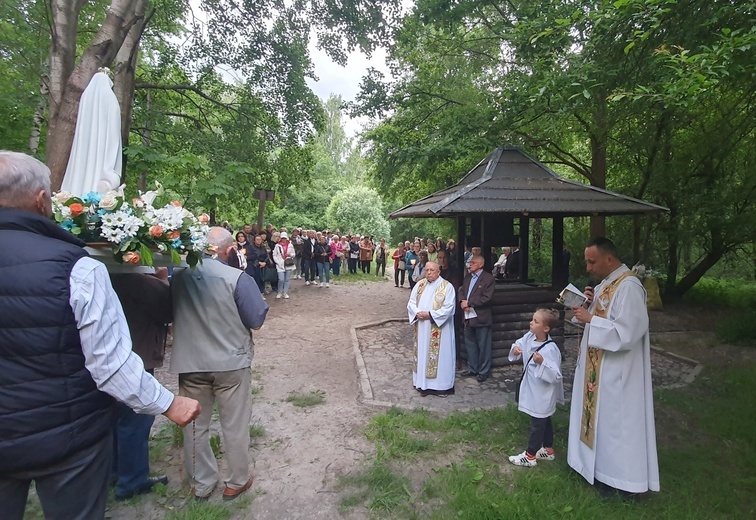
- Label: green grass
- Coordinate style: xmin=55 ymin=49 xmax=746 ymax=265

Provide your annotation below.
xmin=210 ymin=434 xmax=222 ymax=458
xmin=285 ymin=389 xmax=326 ymax=407
xmin=249 ymin=423 xmax=265 ymax=439
xmin=338 ymin=365 xmax=756 ymax=519
xmin=684 ymin=278 xmax=756 ymax=343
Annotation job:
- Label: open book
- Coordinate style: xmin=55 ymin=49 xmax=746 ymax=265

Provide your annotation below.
xmin=556 ymin=283 xmax=588 ymax=307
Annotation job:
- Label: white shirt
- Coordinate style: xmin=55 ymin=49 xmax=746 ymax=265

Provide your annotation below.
xmin=69 ymin=257 xmax=174 ymax=415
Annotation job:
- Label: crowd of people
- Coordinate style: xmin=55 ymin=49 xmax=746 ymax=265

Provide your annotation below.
xmin=0 ymin=150 xmax=658 ymax=520
xmin=222 ymin=222 xmax=403 ymax=300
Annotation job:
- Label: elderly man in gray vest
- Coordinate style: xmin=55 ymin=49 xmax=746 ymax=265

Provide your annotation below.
xmin=170 ymin=227 xmax=269 ymax=501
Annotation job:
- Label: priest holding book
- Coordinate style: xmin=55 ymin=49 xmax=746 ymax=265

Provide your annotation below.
xmin=568 ymin=237 xmax=659 ymax=497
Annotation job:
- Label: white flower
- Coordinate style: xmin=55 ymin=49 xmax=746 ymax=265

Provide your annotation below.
xmin=141 ymin=190 xmax=157 ymax=206
xmin=54 ymin=191 xmax=73 ymax=203
xmin=99 ymin=194 xmax=119 ymax=210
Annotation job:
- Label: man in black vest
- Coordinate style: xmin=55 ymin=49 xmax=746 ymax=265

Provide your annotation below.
xmin=0 ymin=151 xmax=201 ymax=520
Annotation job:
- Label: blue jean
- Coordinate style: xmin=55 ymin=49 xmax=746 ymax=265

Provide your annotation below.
xmin=277 ymin=269 xmax=291 ymax=294
xmin=331 ymin=257 xmax=341 ymax=276
xmin=317 ymin=262 xmax=331 ymax=283
xmin=113 ymin=401 xmax=155 ymax=497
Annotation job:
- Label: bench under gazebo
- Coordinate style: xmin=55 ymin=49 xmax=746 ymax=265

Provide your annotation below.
xmin=390 ymin=146 xmax=667 ymax=365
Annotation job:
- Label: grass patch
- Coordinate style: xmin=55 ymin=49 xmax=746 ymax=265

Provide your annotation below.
xmin=339 ymin=364 xmax=756 ymax=518
xmin=210 ymin=434 xmax=222 ymax=458
xmin=250 ymin=384 xmax=264 ymax=395
xmin=285 ymin=389 xmax=325 ymax=407
xmin=336 ymin=269 xmax=388 ymax=284
xmin=714 ymin=308 xmax=756 ymax=345
xmin=249 ymin=423 xmax=265 ymax=439
xmin=337 ymin=459 xmax=412 ymax=514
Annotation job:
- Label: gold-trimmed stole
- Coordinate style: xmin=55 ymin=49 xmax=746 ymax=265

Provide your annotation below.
xmin=413 ymin=278 xmax=449 ymax=378
xmin=580 ymin=271 xmax=636 ymax=448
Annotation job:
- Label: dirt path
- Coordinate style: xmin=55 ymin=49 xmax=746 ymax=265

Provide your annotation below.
xmin=241 ymin=277 xmax=404 ymax=518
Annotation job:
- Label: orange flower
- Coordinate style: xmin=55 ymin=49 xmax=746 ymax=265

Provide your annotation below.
xmin=167 ymin=230 xmax=181 ymax=240
xmin=198 ymin=213 xmax=210 ymax=224
xmin=122 ymin=251 xmax=141 ymax=264
xmin=171 ymin=200 xmax=182 ymax=207
xmin=149 ymin=225 xmax=164 ymax=237
xmin=69 ymin=203 xmax=84 ymax=216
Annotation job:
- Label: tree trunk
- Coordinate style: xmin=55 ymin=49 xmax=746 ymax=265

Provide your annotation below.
xmin=46 ymin=0 xmax=143 ymax=191
xmin=28 ymin=78 xmax=49 ymax=154
xmin=669 ymin=243 xmax=728 ymax=299
xmin=114 ymin=0 xmax=149 ymax=180
xmin=137 ymin=90 xmax=152 ymax=192
xmin=664 ymin=206 xmax=679 ymax=296
xmin=589 ymin=98 xmax=608 ymax=238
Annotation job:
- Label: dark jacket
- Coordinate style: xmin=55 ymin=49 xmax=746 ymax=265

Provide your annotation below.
xmin=314 ymin=241 xmax=332 ymax=263
xmin=301 ymin=237 xmax=317 ymax=260
xmin=110 ymin=273 xmax=172 ymax=371
xmin=0 ymin=208 xmax=113 ymax=474
xmin=505 ymin=249 xmax=521 ymax=279
xmin=458 ymin=269 xmax=496 ymax=327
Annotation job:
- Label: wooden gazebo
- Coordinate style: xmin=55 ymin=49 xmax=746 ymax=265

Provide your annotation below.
xmin=390 ymin=147 xmax=667 ymax=365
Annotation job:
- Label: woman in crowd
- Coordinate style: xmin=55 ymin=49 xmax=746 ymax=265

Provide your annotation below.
xmin=331 ymin=234 xmax=343 ymax=277
xmin=314 ymin=234 xmax=332 ymax=287
xmin=426 ymin=241 xmax=438 ymax=263
xmin=291 ymin=227 xmax=304 ymax=280
xmin=374 ymin=238 xmax=388 ymax=277
xmin=493 ymin=247 xmax=510 ymax=280
xmin=250 ymin=234 xmax=269 ymax=297
xmin=273 ymin=231 xmax=296 ymax=299
xmin=359 ymin=236 xmax=374 ymax=273
xmin=227 ymin=231 xmax=249 ymax=271
xmin=392 ymin=241 xmax=406 ymax=287
xmin=340 ymin=235 xmax=350 ymax=273
xmin=348 ymin=235 xmax=360 ymax=274
xmin=413 ymin=250 xmax=429 ymax=284
xmin=446 ymin=239 xmax=459 ymax=270
xmin=405 ymin=242 xmax=421 ymax=289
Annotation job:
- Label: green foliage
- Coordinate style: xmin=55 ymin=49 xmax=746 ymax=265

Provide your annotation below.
xmin=354 ymin=0 xmax=756 ymax=297
xmin=325 ymin=185 xmax=391 ymax=239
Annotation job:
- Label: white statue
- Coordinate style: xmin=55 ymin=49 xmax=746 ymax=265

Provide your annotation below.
xmin=61 ymin=70 xmax=123 ymax=195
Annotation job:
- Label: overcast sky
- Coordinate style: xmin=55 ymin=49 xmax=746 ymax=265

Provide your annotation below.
xmin=306 ymin=44 xmax=389 ymax=137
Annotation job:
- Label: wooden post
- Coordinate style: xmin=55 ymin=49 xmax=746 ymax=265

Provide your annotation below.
xmin=520 ymin=216 xmax=529 ymax=281
xmin=552 ymin=217 xmax=565 ymax=289
xmin=253 ymin=189 xmax=275 ymax=231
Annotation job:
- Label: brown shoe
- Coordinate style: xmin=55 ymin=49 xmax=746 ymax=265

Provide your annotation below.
xmin=222 ymin=477 xmax=254 ymax=501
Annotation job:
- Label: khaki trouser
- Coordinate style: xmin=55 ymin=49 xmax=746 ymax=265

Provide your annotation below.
xmin=179 ymin=368 xmax=251 ymax=496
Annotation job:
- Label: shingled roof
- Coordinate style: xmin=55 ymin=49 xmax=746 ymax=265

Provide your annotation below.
xmin=390 ymin=147 xmax=668 ymax=218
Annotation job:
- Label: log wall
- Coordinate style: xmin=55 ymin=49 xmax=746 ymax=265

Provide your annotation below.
xmin=460 ymin=284 xmax=564 ymax=367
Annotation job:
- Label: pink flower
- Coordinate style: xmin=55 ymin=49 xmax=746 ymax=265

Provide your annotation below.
xmin=167 ymin=230 xmax=180 ymax=240
xmin=149 ymin=225 xmax=164 ymax=237
xmin=122 ymin=251 xmax=141 ymax=264
xmin=171 ymin=200 xmax=182 ymax=207
xmin=198 ymin=213 xmax=210 ymax=224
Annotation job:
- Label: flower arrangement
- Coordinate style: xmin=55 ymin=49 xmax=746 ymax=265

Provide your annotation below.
xmin=51 ymin=183 xmax=210 ymax=267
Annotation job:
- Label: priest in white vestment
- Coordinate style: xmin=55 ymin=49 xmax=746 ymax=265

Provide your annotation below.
xmin=569 ymin=237 xmax=660 ymax=495
xmin=407 ymin=261 xmax=456 ymax=397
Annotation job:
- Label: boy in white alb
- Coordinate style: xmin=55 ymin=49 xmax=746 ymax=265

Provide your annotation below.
xmin=508 ymin=308 xmax=564 ymax=467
